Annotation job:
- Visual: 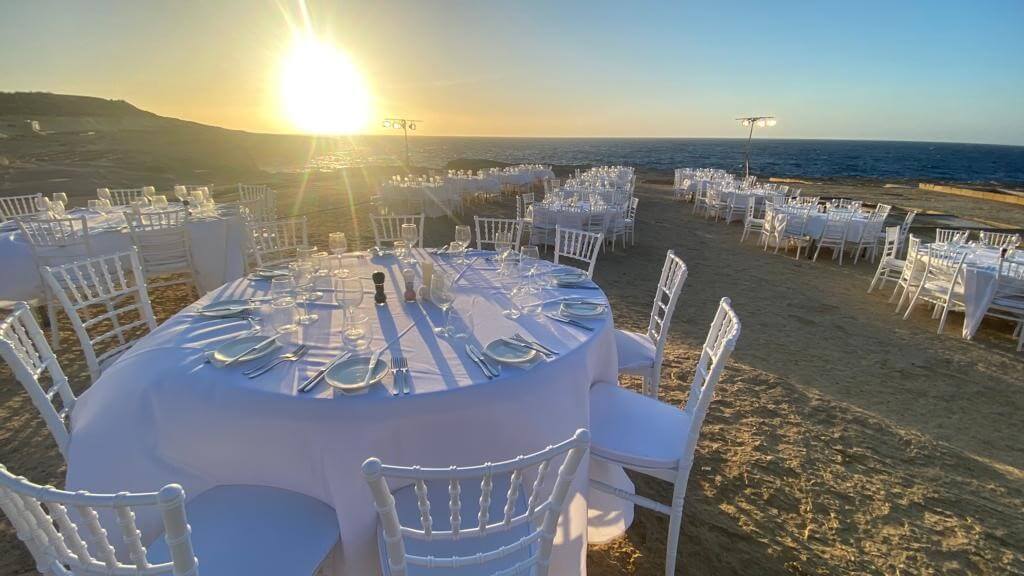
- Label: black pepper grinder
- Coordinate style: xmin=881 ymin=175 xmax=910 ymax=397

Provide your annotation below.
xmin=373 ymin=271 xmax=387 ymax=305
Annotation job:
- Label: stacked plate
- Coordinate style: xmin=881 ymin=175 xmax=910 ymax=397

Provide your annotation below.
xmin=550 ymin=269 xmax=590 ymax=287
xmin=324 ymin=356 xmax=389 ymax=394
xmin=559 ymin=300 xmax=606 ymax=319
xmin=483 ymin=339 xmax=538 ymax=365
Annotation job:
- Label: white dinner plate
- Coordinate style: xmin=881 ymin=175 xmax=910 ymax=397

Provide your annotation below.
xmin=198 ymin=299 xmax=252 ymax=317
xmin=211 ymin=335 xmax=280 ymax=365
xmin=551 ymin=269 xmax=590 ymax=286
xmin=324 ymin=356 xmax=389 ymax=392
xmin=484 ymin=339 xmax=538 ymax=365
xmin=560 ymin=301 xmax=606 ymax=318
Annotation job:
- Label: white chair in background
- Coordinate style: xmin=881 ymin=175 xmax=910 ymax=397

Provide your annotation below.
xmin=474 ymin=216 xmax=525 ymax=252
xmin=897 ymin=210 xmax=917 ymax=251
xmin=371 ymin=213 xmax=425 ymax=248
xmin=543 ymin=177 xmax=561 ymax=195
xmin=588 ymin=298 xmax=741 ymax=576
xmin=98 ymin=187 xmax=147 ymax=207
xmin=528 ymin=206 xmax=557 ymax=249
xmin=615 ymin=251 xmax=688 ymax=398
xmin=983 ymin=254 xmax=1024 ymax=351
xmin=721 ymin=193 xmax=747 ymax=224
xmin=17 ymin=215 xmax=94 ymax=350
xmin=892 ymin=235 xmax=925 ymax=310
xmin=901 ymin=244 xmax=968 ymax=334
xmin=704 ymin=189 xmax=728 ymax=221
xmin=126 ymin=208 xmax=197 ymax=296
xmin=0 ymin=302 xmax=76 ymax=459
xmin=779 ymin=207 xmax=813 ymax=259
xmin=868 ymin=226 xmax=905 ymax=293
xmin=624 ymin=196 xmax=639 ymax=245
xmin=847 ymin=212 xmax=887 ymax=264
xmin=813 ymin=211 xmax=853 ymax=263
xmin=739 ymin=200 xmax=764 ymax=244
xmin=249 ymin=216 xmax=309 ymax=268
xmin=0 ymin=465 xmax=340 ymax=576
xmin=0 ymin=193 xmax=42 ymax=221
xmin=362 ymin=429 xmax=590 ymax=576
xmin=934 ymin=228 xmax=969 ymax=244
xmin=42 ymin=249 xmax=157 ymax=382
xmin=554 ymin=226 xmax=604 ymax=278
xmin=979 ymin=231 xmax=1021 ymax=249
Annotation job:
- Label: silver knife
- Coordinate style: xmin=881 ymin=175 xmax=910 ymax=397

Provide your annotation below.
xmin=469 ymin=344 xmax=500 ymax=377
xmin=514 ymin=333 xmax=559 ymax=355
xmin=464 ymin=344 xmax=494 ymax=379
xmin=359 ymin=347 xmax=382 ymax=389
xmin=299 ymin=351 xmax=352 ymax=393
xmin=223 ymin=334 xmax=279 ymax=366
xmin=544 ymin=312 xmax=594 ymax=331
xmin=501 ymin=337 xmax=550 ymax=358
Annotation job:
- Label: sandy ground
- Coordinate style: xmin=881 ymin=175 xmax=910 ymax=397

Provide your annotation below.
xmin=2 ymin=176 xmax=1023 ymax=574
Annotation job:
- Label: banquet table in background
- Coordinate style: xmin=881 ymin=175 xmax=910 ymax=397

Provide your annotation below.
xmin=65 ymin=249 xmax=623 ymax=574
xmin=529 ymin=203 xmax=623 ymax=237
xmin=0 ymin=205 xmax=247 ymax=303
xmin=777 ymin=206 xmax=871 ymax=242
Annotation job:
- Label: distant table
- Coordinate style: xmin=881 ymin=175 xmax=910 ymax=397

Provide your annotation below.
xmin=0 ymin=206 xmax=246 ymax=304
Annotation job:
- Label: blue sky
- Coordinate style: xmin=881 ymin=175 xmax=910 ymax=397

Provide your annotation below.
xmin=1 ymin=0 xmax=1022 ymax=144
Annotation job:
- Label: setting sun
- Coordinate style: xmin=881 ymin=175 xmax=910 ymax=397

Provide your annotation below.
xmin=279 ymin=35 xmax=371 ymax=134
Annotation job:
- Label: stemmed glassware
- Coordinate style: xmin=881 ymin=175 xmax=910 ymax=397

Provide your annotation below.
xmin=334 ymin=277 xmax=365 ymax=335
xmin=430 ymin=272 xmax=456 ymax=337
xmin=454 ymin=225 xmax=471 ymax=264
xmin=401 ymin=223 xmax=419 ymax=249
xmin=290 ymin=261 xmax=319 ymax=325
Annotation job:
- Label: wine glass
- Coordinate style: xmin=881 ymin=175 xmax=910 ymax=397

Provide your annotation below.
xmin=430 ymin=272 xmax=456 ymax=337
xmin=334 ymin=277 xmax=364 ymax=327
xmin=329 ymin=232 xmax=347 ymax=256
xmin=290 ymin=262 xmax=319 ymax=325
xmin=454 ymin=225 xmax=471 ymax=264
xmin=343 ymin=312 xmax=374 ymax=351
xmin=401 ymin=223 xmax=419 ymax=249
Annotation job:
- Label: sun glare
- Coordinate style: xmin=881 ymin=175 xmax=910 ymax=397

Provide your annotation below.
xmin=280 ymin=36 xmax=371 ymax=134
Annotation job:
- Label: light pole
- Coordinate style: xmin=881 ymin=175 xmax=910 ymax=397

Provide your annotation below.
xmin=735 ymin=116 xmax=777 ymax=178
xmin=382 ymin=117 xmax=420 ymax=167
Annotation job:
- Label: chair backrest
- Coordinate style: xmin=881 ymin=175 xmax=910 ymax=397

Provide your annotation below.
xmin=17 ymin=217 xmax=95 ymax=290
xmin=744 ymin=199 xmax=756 ymax=223
xmin=249 ymin=216 xmax=309 ymax=268
xmin=920 ymin=244 xmax=968 ymax=295
xmin=0 ymin=303 xmax=75 ymax=458
xmin=0 ymin=193 xmax=42 ymax=221
xmin=99 ymin=187 xmax=147 ymax=207
xmin=874 ymin=203 xmax=892 ymax=219
xmin=371 ymin=214 xmax=425 ymax=248
xmin=554 ymin=226 xmax=603 ymax=278
xmin=126 ymin=209 xmax=193 ymax=277
xmin=238 ymin=183 xmax=270 ymax=203
xmin=880 ymin=226 xmax=901 ymax=261
xmin=979 ymin=231 xmax=1021 ymax=249
xmin=935 ymin=228 xmax=969 ymax=244
xmin=995 ymin=253 xmax=1024 ymax=297
xmin=474 ymin=217 xmax=524 ymax=251
xmin=42 ymin=249 xmax=157 ymax=382
xmin=0 ymin=464 xmax=197 ymax=575
xmin=627 ymin=196 xmax=638 ymax=220
xmin=645 ymin=251 xmax=688 ymax=366
xmin=783 ymin=207 xmax=812 ymax=238
xmin=362 ymin=429 xmax=590 ymax=576
xmin=682 ymin=298 xmax=741 ymax=465
xmin=820 ymin=211 xmax=853 ymax=241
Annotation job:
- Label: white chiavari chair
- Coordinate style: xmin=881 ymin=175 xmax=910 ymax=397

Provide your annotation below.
xmin=984 ymin=254 xmax=1024 ymax=351
xmin=554 ymin=226 xmax=603 ymax=278
xmin=779 ymin=207 xmax=812 ymax=259
xmin=978 ymin=231 xmax=1021 ymax=249
xmin=528 ymin=206 xmax=556 ymax=250
xmin=704 ymin=189 xmax=728 ymax=221
xmin=589 ymin=298 xmax=741 ymax=576
xmin=901 ymin=244 xmax=968 ymax=333
xmin=691 ymin=182 xmax=710 ymax=216
xmin=474 ymin=216 xmax=524 ymax=252
xmin=126 ymin=208 xmax=197 ymax=296
xmin=849 ymin=212 xmax=888 ymax=264
xmin=249 ymin=216 xmax=309 ymax=268
xmin=17 ymin=215 xmax=94 ymax=350
xmin=934 ymin=228 xmax=969 ymax=244
xmin=721 ymin=193 xmax=747 ymax=224
xmin=42 ymin=249 xmax=157 ymax=383
xmin=99 ymin=187 xmax=147 ymax=207
xmin=371 ymin=213 xmax=425 ymax=248
xmin=0 ymin=193 xmax=42 ymax=221
xmin=868 ymin=226 xmax=905 ymax=293
xmin=0 ymin=465 xmax=341 ymax=576
xmin=624 ymin=196 xmax=638 ymax=245
xmin=521 ymin=192 xmax=535 ymax=207
xmin=898 ymin=210 xmax=917 ymax=252
xmin=362 ymin=429 xmax=589 ymax=576
xmin=739 ymin=199 xmax=764 ymax=243
xmin=813 ymin=211 xmax=853 ymax=263
xmin=892 ymin=235 xmax=924 ymax=309
xmin=616 ymin=251 xmax=687 ymax=398
xmin=0 ymin=302 xmax=75 ymax=459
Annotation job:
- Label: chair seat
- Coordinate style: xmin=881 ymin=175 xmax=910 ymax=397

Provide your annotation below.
xmin=148 ymin=485 xmax=339 ymax=575
xmin=992 ymin=295 xmax=1024 ymax=311
xmin=590 ymin=382 xmax=690 ymax=470
xmin=380 ymin=476 xmax=534 ymax=575
xmin=615 ymin=329 xmax=656 ymax=374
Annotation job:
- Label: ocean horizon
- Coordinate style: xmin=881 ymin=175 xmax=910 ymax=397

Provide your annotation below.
xmin=301 ymin=136 xmax=1024 ymax=187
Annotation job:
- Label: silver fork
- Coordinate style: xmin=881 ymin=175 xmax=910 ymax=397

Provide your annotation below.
xmin=396 ymin=357 xmax=411 ymax=395
xmin=244 ymin=345 xmax=309 ymax=378
xmin=390 ymin=356 xmax=404 ymax=396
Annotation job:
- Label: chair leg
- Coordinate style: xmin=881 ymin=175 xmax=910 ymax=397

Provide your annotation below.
xmin=937 ymin=301 xmax=951 ymax=334
xmin=663 ymin=474 xmax=689 ymax=576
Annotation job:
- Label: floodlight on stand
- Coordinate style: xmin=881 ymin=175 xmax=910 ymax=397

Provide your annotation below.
xmin=382 ymin=117 xmax=423 ymax=167
xmin=734 ymin=115 xmax=777 ymax=178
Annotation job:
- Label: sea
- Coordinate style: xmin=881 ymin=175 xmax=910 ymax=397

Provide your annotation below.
xmin=303 ymin=137 xmax=1024 ymax=187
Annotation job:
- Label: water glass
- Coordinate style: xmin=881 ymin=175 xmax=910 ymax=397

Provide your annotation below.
xmin=430 ymin=272 xmax=456 ymax=337
xmin=270 ymin=275 xmax=296 ymax=299
xmin=393 ymin=240 xmax=408 ymax=263
xmin=334 ymin=277 xmax=364 ymax=324
xmin=454 ymin=225 xmax=471 ymax=264
xmin=343 ymin=312 xmax=374 ymax=351
xmin=271 ymin=297 xmax=298 ymax=333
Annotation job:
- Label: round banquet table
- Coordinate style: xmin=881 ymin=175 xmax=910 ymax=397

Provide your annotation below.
xmin=776 ymin=206 xmax=871 ymax=242
xmin=65 ymin=249 xmax=625 ymax=574
xmin=0 ymin=205 xmax=247 ymax=304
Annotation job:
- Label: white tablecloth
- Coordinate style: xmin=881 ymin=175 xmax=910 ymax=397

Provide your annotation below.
xmin=65 ymin=250 xmax=622 ymax=574
xmin=529 ymin=204 xmax=622 ymax=238
xmin=0 ymin=206 xmax=246 ymax=303
xmin=779 ymin=208 xmax=870 ymax=242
